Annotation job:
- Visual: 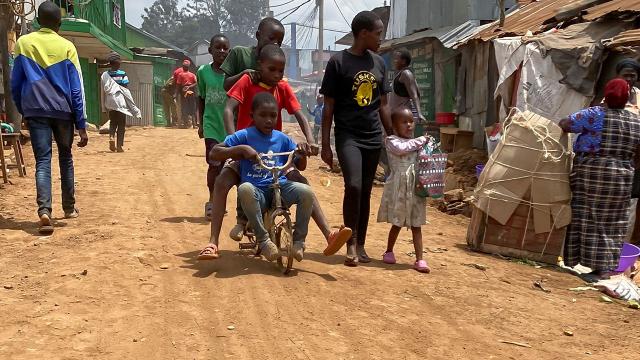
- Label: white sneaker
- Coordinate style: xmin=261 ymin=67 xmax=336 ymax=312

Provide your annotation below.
xmin=260 ymin=240 xmax=279 ymax=261
xmin=293 ymin=243 xmax=305 ymax=262
xmin=229 ymin=223 xmax=245 ymax=241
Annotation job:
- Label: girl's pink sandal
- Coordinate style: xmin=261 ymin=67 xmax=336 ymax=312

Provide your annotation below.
xmin=414 ymin=260 xmax=431 ymax=273
xmin=382 ymin=252 xmax=396 ymax=264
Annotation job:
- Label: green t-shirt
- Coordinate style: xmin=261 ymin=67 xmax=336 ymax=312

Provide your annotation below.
xmin=220 ymin=46 xmax=257 ymax=77
xmin=197 ymin=64 xmax=227 ymax=142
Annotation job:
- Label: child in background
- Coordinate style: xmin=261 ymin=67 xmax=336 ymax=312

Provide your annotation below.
xmin=377 ymin=107 xmax=431 ymax=273
xmin=307 ymin=95 xmax=324 ymax=144
xmin=207 ymin=93 xmax=315 ymax=261
xmin=197 ymin=34 xmax=230 ymax=221
xmin=101 ymin=51 xmax=141 ymax=153
xmin=221 ymin=17 xmax=286 ymax=91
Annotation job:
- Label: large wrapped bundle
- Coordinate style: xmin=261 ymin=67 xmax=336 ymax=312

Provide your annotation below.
xmin=467 ymin=110 xmax=572 ymax=263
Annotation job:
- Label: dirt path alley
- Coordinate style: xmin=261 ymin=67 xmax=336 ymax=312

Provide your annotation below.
xmin=0 ymin=127 xmax=637 ymax=359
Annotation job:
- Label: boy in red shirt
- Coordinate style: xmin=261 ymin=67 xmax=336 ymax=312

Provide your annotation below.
xmin=198 ymin=44 xmax=351 ymax=260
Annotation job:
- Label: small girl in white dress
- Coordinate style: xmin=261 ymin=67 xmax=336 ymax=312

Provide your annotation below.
xmin=377 ymin=107 xmax=430 ymax=273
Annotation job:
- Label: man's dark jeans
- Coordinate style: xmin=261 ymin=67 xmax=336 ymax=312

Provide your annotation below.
xmin=27 ymin=117 xmax=76 ymax=217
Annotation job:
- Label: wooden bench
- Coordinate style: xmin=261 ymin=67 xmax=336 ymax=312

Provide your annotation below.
xmin=0 ymin=132 xmax=27 ymax=183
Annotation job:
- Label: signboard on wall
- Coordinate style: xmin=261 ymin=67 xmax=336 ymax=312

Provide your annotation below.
xmin=407 ymin=43 xmax=435 ymax=124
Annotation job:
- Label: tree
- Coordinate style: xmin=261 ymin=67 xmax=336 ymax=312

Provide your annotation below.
xmin=141 ymin=0 xmax=184 ymax=47
xmin=141 ymin=0 xmax=269 ymax=50
xmin=223 ymin=0 xmax=268 ymax=46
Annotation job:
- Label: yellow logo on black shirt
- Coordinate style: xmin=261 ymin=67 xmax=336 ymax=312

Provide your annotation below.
xmin=352 ymin=71 xmax=377 ymax=107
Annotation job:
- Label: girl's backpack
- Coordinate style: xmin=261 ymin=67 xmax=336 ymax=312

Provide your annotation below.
xmin=415 ymin=137 xmax=447 ymax=199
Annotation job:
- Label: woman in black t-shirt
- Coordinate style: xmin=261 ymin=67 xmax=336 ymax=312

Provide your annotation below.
xmin=320 ymin=11 xmax=393 ymax=266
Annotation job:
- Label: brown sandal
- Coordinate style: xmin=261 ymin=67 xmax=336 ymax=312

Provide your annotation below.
xmin=197 ymin=244 xmax=219 ymax=260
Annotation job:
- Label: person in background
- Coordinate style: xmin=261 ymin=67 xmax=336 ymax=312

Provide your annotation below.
xmin=320 ymin=11 xmax=393 ymax=266
xmin=175 ymin=60 xmax=198 ymax=128
xmin=307 ymin=95 xmax=324 ymax=144
xmin=197 ymin=34 xmax=230 ymax=220
xmin=615 ymin=59 xmax=640 ymax=246
xmin=101 ymin=52 xmax=141 ymax=153
xmin=220 ymin=17 xmax=285 ymax=91
xmin=390 ymin=48 xmax=426 ymax=123
xmin=616 ymin=59 xmax=640 ymax=112
xmin=105 ymin=52 xmax=129 ymax=152
xmin=161 ymin=77 xmax=178 ymax=127
xmin=11 ymin=1 xmax=88 ymax=234
xmin=560 ymin=78 xmax=640 ymax=279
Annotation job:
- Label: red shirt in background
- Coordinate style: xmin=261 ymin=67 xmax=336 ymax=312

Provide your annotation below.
xmin=227 ymin=74 xmax=301 ymax=130
xmin=172 ymin=67 xmax=183 ymax=82
xmin=175 ymin=70 xmax=197 ymax=86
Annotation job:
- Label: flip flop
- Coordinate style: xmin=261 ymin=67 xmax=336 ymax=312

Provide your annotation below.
xmin=414 ymin=260 xmax=431 ymax=274
xmin=197 ymin=244 xmax=219 ymax=260
xmin=323 ymin=226 xmax=352 ymax=256
xmin=344 ymin=256 xmax=358 ymax=267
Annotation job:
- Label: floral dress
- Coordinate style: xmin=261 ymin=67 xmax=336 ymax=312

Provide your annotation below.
xmin=377 ymin=135 xmax=428 ymax=228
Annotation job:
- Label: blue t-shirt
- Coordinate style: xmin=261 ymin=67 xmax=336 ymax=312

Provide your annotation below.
xmin=309 ymin=104 xmax=324 ymax=125
xmin=108 ymin=69 xmax=129 ymax=86
xmin=224 ymin=127 xmax=297 ymax=188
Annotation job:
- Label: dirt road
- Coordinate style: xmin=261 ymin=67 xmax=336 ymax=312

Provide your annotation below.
xmin=0 ymin=127 xmax=637 ymax=359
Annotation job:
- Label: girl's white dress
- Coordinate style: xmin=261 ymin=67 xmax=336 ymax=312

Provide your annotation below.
xmin=377 ymin=135 xmax=428 ymax=228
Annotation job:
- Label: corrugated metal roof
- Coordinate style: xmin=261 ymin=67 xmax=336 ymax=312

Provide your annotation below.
xmin=604 ymin=28 xmax=640 ymax=48
xmin=380 ymin=25 xmax=457 ymax=50
xmin=379 ymin=20 xmax=487 ymax=50
xmin=470 ymin=0 xmax=640 ymax=42
xmin=472 ymin=0 xmax=577 ymax=41
xmin=441 ymin=21 xmax=482 ymax=48
xmin=583 ymin=0 xmax=640 ymax=20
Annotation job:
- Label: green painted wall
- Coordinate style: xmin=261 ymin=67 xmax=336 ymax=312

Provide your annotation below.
xmin=441 ymin=48 xmax=457 ymax=113
xmin=79 ymin=58 xmax=101 ymax=126
xmin=55 ymin=0 xmax=127 ymax=46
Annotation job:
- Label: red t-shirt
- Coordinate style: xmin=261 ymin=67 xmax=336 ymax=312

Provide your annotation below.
xmin=175 ymin=70 xmax=197 ymax=86
xmin=227 ymin=74 xmax=301 ymax=130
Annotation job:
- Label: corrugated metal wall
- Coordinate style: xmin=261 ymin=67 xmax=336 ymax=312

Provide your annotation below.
xmin=120 ymin=62 xmax=154 ymax=126
xmin=405 ymin=0 xmax=517 ymax=36
xmin=128 ymin=83 xmax=154 ymax=126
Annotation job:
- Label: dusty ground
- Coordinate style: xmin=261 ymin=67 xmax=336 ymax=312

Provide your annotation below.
xmin=0 ymin=126 xmax=638 ymax=360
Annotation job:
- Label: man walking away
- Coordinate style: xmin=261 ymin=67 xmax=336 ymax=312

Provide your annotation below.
xmin=11 ymin=1 xmax=89 ymax=234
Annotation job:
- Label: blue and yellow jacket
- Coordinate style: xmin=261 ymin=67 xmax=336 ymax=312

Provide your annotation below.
xmin=11 ymin=28 xmax=86 ymax=129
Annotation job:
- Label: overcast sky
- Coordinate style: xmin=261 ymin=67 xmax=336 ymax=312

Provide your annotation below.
xmin=125 ymin=0 xmax=386 ymax=49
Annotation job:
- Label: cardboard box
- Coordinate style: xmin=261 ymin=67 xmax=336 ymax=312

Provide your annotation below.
xmin=474 ymin=111 xmax=571 ymax=234
xmin=440 ymin=127 xmax=474 ymax=153
xmin=467 ymin=205 xmax=566 ymax=264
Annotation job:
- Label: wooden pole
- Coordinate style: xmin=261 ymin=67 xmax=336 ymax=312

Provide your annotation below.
xmin=0 ymin=2 xmax=20 ymax=131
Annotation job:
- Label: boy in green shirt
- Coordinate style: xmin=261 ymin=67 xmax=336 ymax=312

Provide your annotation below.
xmin=221 ymin=17 xmax=285 ymax=91
xmin=197 ymin=34 xmax=230 ymax=219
